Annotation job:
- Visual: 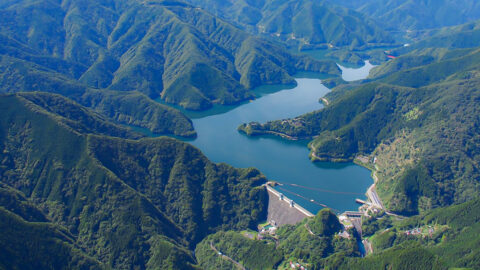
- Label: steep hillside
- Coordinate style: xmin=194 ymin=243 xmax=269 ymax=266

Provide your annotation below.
xmin=0 ymin=53 xmax=195 ymax=137
xmin=333 ymin=0 xmax=480 ymax=31
xmin=368 ymin=47 xmax=478 ymax=80
xmin=195 ymin=209 xmax=359 ymax=270
xmin=352 ymin=198 xmax=480 ymax=269
xmin=194 ymin=202 xmax=477 ymax=269
xmin=365 ymin=21 xmax=480 ymax=80
xmin=239 ymin=47 xmax=480 ymax=215
xmin=184 ymin=0 xmax=395 ymax=50
xmin=0 ymin=184 xmax=103 ymax=269
xmin=371 ymin=47 xmax=480 ymax=86
xmin=401 ymin=22 xmax=480 ymax=52
xmin=374 ymin=20 xmax=480 ymax=64
xmin=0 ymin=0 xmax=340 ymax=111
xmin=15 ymin=92 xmax=143 ymax=139
xmin=0 ymin=93 xmax=268 ymax=269
xmin=338 ymin=242 xmax=447 ymax=270
xmin=0 ymin=206 xmax=104 ymax=270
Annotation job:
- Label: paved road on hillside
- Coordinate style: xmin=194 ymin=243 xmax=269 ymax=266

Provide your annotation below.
xmin=210 ymin=241 xmax=246 ymax=270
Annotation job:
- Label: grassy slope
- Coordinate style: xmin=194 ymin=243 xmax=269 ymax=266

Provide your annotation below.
xmin=0 ymin=93 xmax=268 ymax=269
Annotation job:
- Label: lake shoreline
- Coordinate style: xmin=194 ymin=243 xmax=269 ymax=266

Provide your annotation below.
xmin=133 ymin=62 xmax=376 ymax=215
xmin=190 ymin=76 xmax=373 ymax=214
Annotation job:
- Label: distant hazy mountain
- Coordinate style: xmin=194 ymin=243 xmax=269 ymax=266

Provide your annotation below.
xmin=332 ymin=0 xmax=480 ymax=31
xmin=0 ymin=0 xmax=339 ymax=112
xmin=393 ymin=20 xmax=480 ymax=54
xmin=183 ymin=0 xmax=395 ymax=50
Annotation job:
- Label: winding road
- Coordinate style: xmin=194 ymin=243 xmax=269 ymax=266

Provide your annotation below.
xmin=210 ymin=241 xmax=246 ymax=270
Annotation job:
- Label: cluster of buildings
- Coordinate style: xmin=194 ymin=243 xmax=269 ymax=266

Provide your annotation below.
xmin=289 ymin=261 xmax=307 ymax=270
xmin=258 ymin=220 xmax=278 ymax=240
xmin=405 ymin=226 xmax=435 ymax=237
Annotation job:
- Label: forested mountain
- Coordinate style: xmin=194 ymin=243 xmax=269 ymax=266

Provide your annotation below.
xmin=331 ymin=0 xmax=480 ymax=31
xmin=183 ymin=0 xmax=395 ymax=50
xmin=1 ymin=0 xmax=480 ymax=269
xmin=363 ymin=20 xmax=480 ymax=80
xmin=0 ymin=92 xmax=268 ymax=269
xmin=386 ymin=19 xmax=480 ymax=58
xmin=0 ymin=54 xmax=196 ymax=136
xmin=352 ymin=197 xmax=480 ymax=269
xmin=0 ymin=0 xmax=339 ymax=112
xmin=194 ymin=202 xmax=480 ymax=269
xmin=240 ymin=45 xmax=480 ymax=215
xmin=195 ymin=203 xmax=480 ymax=269
xmin=0 ymin=204 xmax=103 ymax=270
xmin=195 ymin=209 xmax=359 ymax=270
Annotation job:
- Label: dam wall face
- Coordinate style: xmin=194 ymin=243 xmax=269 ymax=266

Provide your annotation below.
xmin=266 ymin=185 xmax=314 ymax=226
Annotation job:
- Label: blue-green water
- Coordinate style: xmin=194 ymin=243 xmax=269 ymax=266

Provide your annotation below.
xmin=187 ymin=66 xmax=374 ymax=214
xmin=339 ymin=60 xmax=375 ymax=82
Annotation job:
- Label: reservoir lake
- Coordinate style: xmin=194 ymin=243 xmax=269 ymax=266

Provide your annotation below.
xmin=339 ymin=60 xmax=374 ymax=82
xmin=177 ymin=62 xmax=376 ymax=214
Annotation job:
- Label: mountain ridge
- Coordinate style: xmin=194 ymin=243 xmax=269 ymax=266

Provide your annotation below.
xmin=332 ymin=0 xmax=480 ymax=31
xmin=239 ymin=45 xmax=480 ymax=215
xmin=0 ymin=0 xmax=341 ymax=111
xmin=0 ymin=92 xmax=268 ymax=269
xmin=183 ymin=0 xmax=395 ymax=50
